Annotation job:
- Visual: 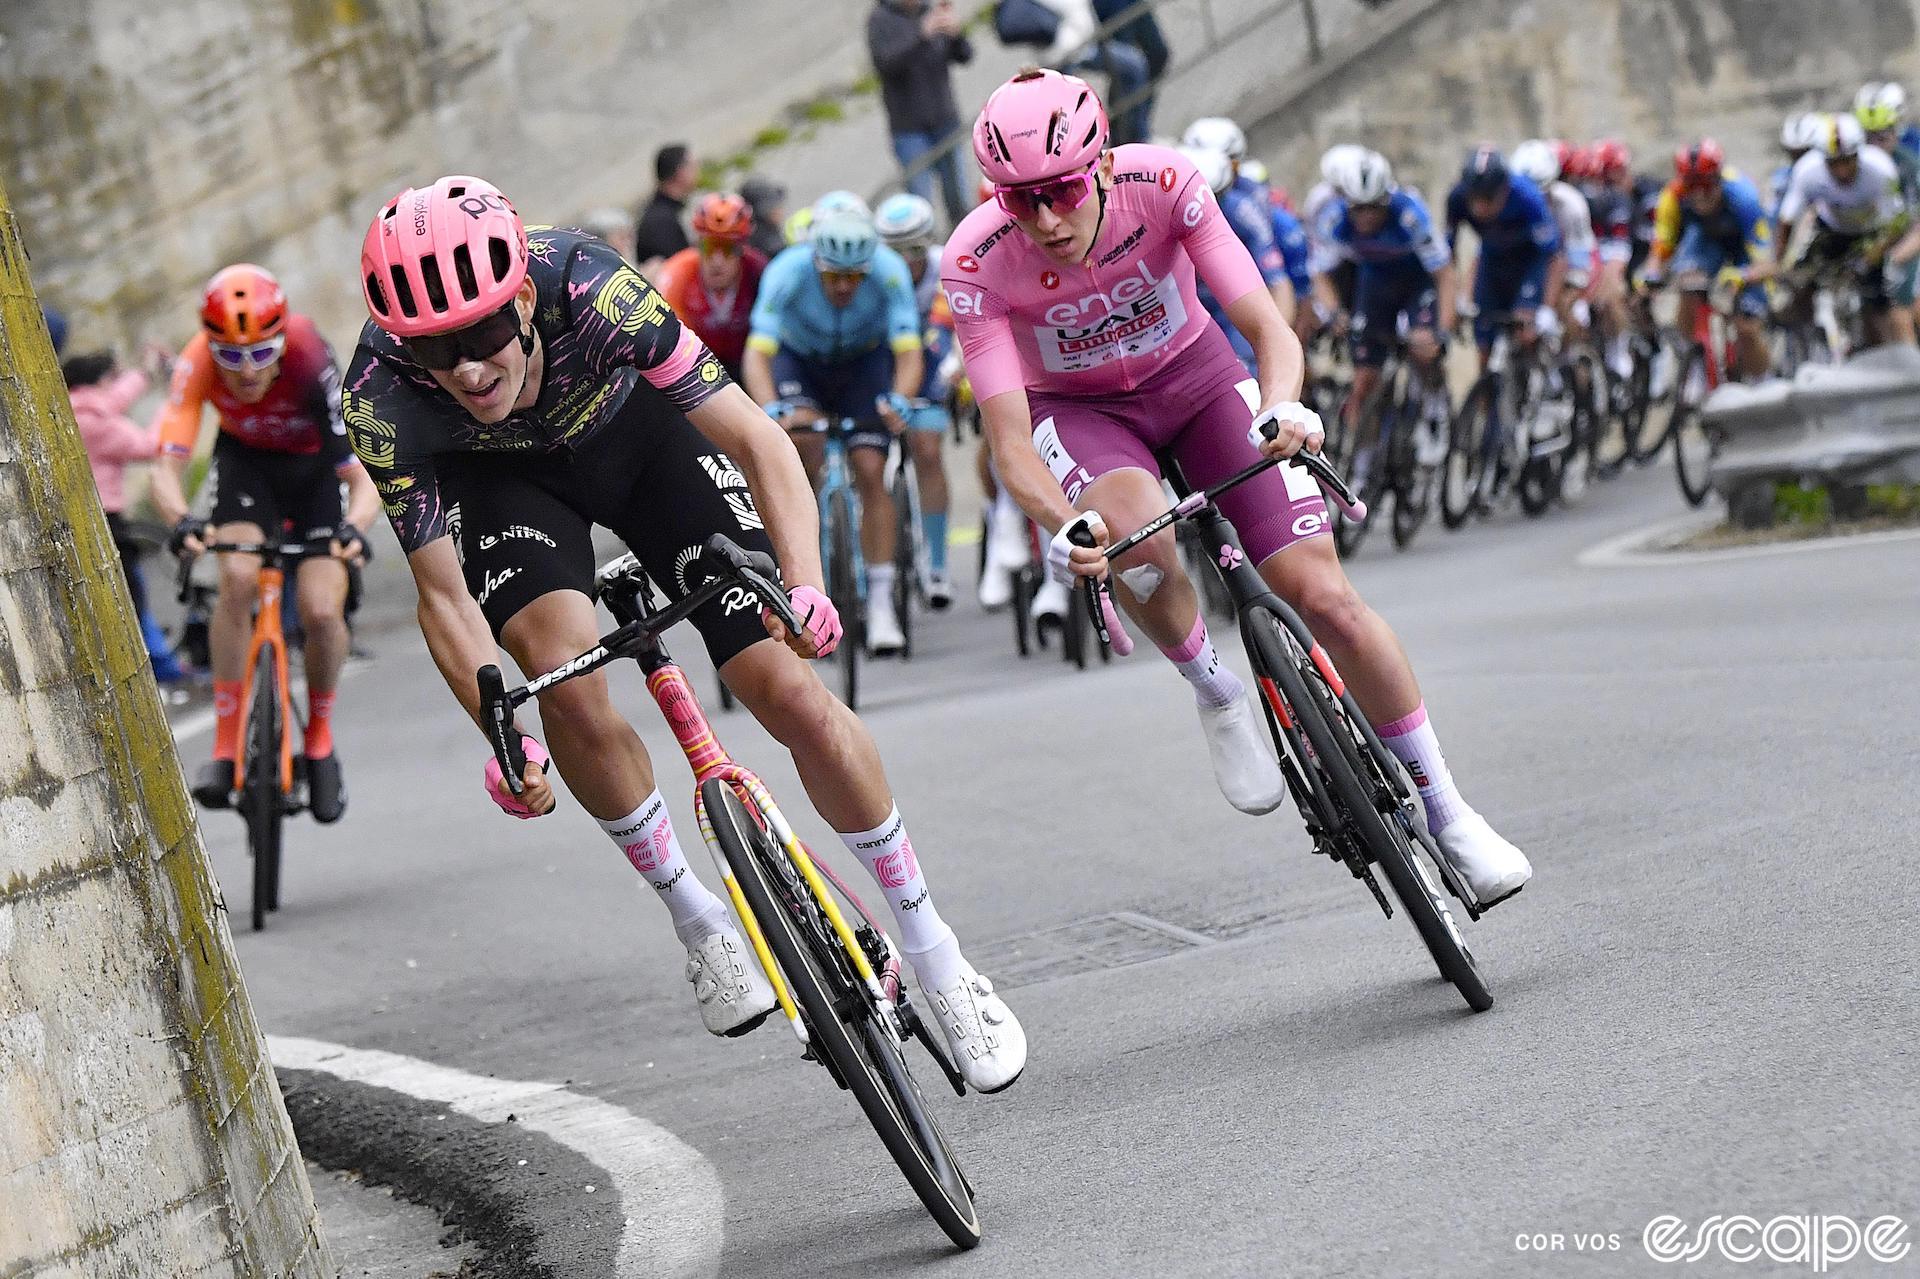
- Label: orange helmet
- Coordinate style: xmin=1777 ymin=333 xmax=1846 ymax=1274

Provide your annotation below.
xmin=691 ymin=193 xmax=754 ymax=242
xmin=201 ymin=264 xmax=288 ymax=345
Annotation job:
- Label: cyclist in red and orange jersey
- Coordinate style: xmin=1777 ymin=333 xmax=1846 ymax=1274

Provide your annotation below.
xmin=151 ymin=264 xmax=380 ymax=822
xmin=654 ymin=193 xmax=768 ymax=380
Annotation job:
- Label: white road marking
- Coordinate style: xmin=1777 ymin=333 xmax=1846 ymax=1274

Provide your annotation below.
xmin=270 ymin=1035 xmax=724 ymax=1279
xmin=1577 ymin=512 xmax=1920 ymax=568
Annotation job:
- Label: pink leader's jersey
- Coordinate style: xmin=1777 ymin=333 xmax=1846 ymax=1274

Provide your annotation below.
xmin=940 ymin=143 xmax=1268 ymax=404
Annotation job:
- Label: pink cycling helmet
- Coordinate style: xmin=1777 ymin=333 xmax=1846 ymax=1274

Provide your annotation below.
xmin=361 ymin=175 xmax=529 ymax=337
xmin=973 ymin=68 xmax=1110 ymax=186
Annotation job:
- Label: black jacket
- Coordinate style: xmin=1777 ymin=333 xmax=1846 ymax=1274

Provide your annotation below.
xmin=867 ymin=1 xmax=973 ymax=136
xmin=634 ymin=191 xmax=689 ymax=263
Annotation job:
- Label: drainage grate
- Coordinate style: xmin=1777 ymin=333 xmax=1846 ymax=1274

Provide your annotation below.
xmin=970 ymin=911 xmax=1216 ymax=989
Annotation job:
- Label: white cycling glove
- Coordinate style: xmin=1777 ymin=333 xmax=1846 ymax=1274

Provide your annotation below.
xmin=1046 ymin=511 xmax=1107 ymax=587
xmin=1247 ymin=401 xmax=1325 ymax=453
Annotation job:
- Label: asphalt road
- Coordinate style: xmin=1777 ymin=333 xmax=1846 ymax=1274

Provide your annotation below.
xmin=183 ymin=458 xmax=1919 ymax=1277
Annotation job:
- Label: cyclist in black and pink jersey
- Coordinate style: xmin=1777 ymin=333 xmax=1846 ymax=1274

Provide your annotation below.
xmin=343 ymin=177 xmax=1026 ymax=1089
xmin=944 ymin=69 xmax=1532 ymax=905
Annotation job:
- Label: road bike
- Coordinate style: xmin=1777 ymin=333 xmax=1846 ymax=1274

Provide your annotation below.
xmin=1443 ymin=313 xmax=1593 ymax=524
xmin=1326 ymin=337 xmax=1450 ymax=554
xmin=1662 ymin=273 xmax=1750 ymax=509
xmin=177 ymin=534 xmax=333 ymax=931
xmin=1075 ymin=448 xmax=1495 ymax=1011
xmin=476 ymin=537 xmax=983 ymax=1246
xmin=797 ymin=416 xmax=868 ymax=710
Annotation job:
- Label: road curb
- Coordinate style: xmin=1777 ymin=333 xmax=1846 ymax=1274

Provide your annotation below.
xmin=1576 ymin=511 xmax=1920 ymax=568
xmin=278 ymin=1067 xmax=623 ymax=1279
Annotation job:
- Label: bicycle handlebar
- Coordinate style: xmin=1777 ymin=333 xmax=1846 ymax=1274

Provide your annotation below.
xmin=1068 ymin=444 xmax=1363 ymax=658
xmin=173 ymin=537 xmax=335 ymax=603
xmin=474 ymin=535 xmax=801 ymax=795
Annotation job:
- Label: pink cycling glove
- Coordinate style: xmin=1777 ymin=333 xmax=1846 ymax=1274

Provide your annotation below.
xmin=772 ymin=585 xmax=842 ymax=658
xmin=483 ymin=734 xmax=551 ymax=819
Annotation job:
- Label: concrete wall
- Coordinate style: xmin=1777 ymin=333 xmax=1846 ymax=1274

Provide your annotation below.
xmin=0 ymin=0 xmax=890 ymax=352
xmin=1239 ymin=0 xmax=1920 ymax=204
xmin=13 ymin=0 xmax=1920 ymax=361
xmin=0 ymin=184 xmax=332 ymax=1278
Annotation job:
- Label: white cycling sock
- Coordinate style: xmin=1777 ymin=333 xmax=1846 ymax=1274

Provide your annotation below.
xmin=1374 ymin=703 xmax=1470 ymax=833
xmin=598 ymin=792 xmax=730 ymax=947
xmin=867 ymin=562 xmax=896 ymax=609
xmin=1161 ymin=615 xmax=1244 ymax=708
xmin=839 ymin=806 xmax=963 ymax=989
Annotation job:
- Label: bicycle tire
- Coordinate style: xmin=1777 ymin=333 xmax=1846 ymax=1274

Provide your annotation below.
xmin=701 ymin=780 xmax=982 ymax=1248
xmin=826 ymin=490 xmax=860 ymax=710
xmin=891 ymin=465 xmax=916 ymax=661
xmin=1441 ymin=377 xmax=1493 ymax=529
xmin=1011 ymin=568 xmax=1033 ymax=657
xmin=1632 ymin=339 xmax=1687 ymax=463
xmin=1244 ymin=610 xmax=1492 ymax=1012
xmin=1062 ymin=586 xmax=1087 ymax=670
xmin=1517 ymin=455 xmax=1559 ymax=516
xmin=1671 ymin=348 xmax=1715 ymax=507
xmin=1389 ymin=382 xmax=1435 ymax=550
xmin=241 ymin=656 xmax=284 ymax=933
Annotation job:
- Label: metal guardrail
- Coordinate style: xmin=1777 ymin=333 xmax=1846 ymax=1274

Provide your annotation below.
xmin=876 ymin=0 xmax=1336 ymax=206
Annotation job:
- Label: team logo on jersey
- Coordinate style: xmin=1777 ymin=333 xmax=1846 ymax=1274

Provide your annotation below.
xmin=1159 ymin=167 xmax=1178 ymax=192
xmin=591 ymin=266 xmax=671 ymax=335
xmin=341 ymin=389 xmax=397 ymax=470
xmin=1040 ymin=270 xmax=1060 ymax=290
xmin=527 ymin=235 xmax=558 ymax=266
xmin=955 ymin=253 xmax=980 ymax=273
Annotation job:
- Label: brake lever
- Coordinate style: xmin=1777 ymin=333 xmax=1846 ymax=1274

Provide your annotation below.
xmin=476 ymin=664 xmax=528 ymax=796
xmin=1257 ymin=417 xmax=1368 ymax=522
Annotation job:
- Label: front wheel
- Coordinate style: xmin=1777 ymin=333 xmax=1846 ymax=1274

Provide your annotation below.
xmin=1441 ymin=377 xmax=1495 ymax=529
xmin=1670 ymin=347 xmax=1716 ymax=507
xmin=890 ymin=465 xmax=918 ymax=661
xmin=825 ymin=490 xmax=861 ymax=710
xmin=1244 ymin=611 xmax=1492 ymax=1012
xmin=241 ymin=654 xmax=285 ymax=933
xmin=701 ymin=780 xmax=982 ymax=1248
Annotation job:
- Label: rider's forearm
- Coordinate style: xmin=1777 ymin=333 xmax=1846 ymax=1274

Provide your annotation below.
xmin=981 ymin=392 xmax=1078 ymax=535
xmin=1226 ymin=288 xmax=1305 ymax=405
xmin=891 ymin=346 xmax=924 ymax=401
xmin=341 ymin=465 xmax=381 ymax=532
xmin=1544 ymin=254 xmax=1567 ymax=310
xmin=688 ymin=387 xmax=825 ymax=591
xmin=742 ymin=343 xmax=778 ymax=405
xmin=1312 ymin=274 xmax=1342 ymax=319
xmin=1434 ymin=264 xmax=1458 ymax=330
xmin=150 ymin=454 xmax=191 ymax=527
xmin=416 ymin=569 xmax=500 ymax=732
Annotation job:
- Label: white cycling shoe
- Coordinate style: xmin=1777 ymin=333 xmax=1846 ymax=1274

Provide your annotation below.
xmin=686 ymin=929 xmax=777 ymax=1037
xmin=1030 ymin=576 xmax=1070 ymax=629
xmin=926 ymin=570 xmax=954 ymax=611
xmin=867 ymin=597 xmax=906 ymax=655
xmin=1198 ymin=694 xmax=1287 ymax=815
xmin=1433 ymin=811 xmax=1532 ymax=906
xmin=921 ymin=963 xmax=1026 ymax=1094
xmin=977 ymin=558 xmax=1014 ymax=611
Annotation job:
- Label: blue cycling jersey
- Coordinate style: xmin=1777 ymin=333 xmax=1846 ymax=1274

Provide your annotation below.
xmin=1222 ymin=176 xmax=1289 ymax=287
xmin=1309 ymin=189 xmax=1452 ymax=280
xmin=1267 ymin=201 xmax=1314 ymax=297
xmin=1445 ymin=174 xmax=1562 ymax=265
xmin=748 ymin=243 xmax=922 ymax=364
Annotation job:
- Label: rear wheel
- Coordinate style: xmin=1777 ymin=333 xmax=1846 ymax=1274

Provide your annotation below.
xmin=1244 ymin=611 xmax=1492 ymax=1012
xmin=1389 ymin=382 xmax=1435 ymax=549
xmin=1011 ymin=568 xmax=1033 ymax=657
xmin=241 ymin=656 xmax=285 ymax=933
xmin=702 ymin=780 xmax=981 ymax=1248
xmin=1633 ymin=337 xmax=1690 ymax=462
xmin=826 ymin=491 xmax=861 ymax=709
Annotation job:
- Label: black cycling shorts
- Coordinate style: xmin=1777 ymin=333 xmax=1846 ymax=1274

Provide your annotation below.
xmin=206 ymin=434 xmax=344 ymax=539
xmin=440 ymin=395 xmax=778 ymax=667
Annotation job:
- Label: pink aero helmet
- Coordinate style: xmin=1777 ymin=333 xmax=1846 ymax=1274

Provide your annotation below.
xmin=973 ymin=68 xmax=1110 ymax=186
xmin=361 ymin=175 xmax=529 ymax=337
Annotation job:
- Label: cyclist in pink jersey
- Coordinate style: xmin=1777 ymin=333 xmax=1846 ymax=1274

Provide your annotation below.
xmin=944 ymin=69 xmax=1531 ymax=904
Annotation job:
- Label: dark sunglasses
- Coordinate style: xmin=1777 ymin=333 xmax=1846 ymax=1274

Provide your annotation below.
xmin=403 ymin=301 xmax=525 ymax=371
xmin=994 ymin=167 xmax=1099 ymax=221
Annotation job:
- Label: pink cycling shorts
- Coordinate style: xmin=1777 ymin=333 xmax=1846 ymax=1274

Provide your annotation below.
xmin=1026 ymin=323 xmax=1331 ymax=564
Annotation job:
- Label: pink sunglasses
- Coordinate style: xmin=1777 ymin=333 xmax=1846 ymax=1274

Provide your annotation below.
xmin=994 ymin=166 xmax=1099 ymax=221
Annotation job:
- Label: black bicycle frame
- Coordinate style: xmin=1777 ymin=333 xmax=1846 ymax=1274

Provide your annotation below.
xmin=477 ymin=535 xmax=800 ymax=793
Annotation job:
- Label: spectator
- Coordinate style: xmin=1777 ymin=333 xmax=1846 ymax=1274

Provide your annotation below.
xmin=1001 ymin=0 xmax=1154 ymax=145
xmin=579 ymin=207 xmax=639 ymax=263
xmin=64 ymin=349 xmax=187 ymax=681
xmin=740 ymin=176 xmax=792 ymax=261
xmin=634 ymin=143 xmax=697 ymax=270
xmin=867 ymin=0 xmax=975 ymax=227
xmin=1094 ymin=0 xmax=1168 ymax=139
